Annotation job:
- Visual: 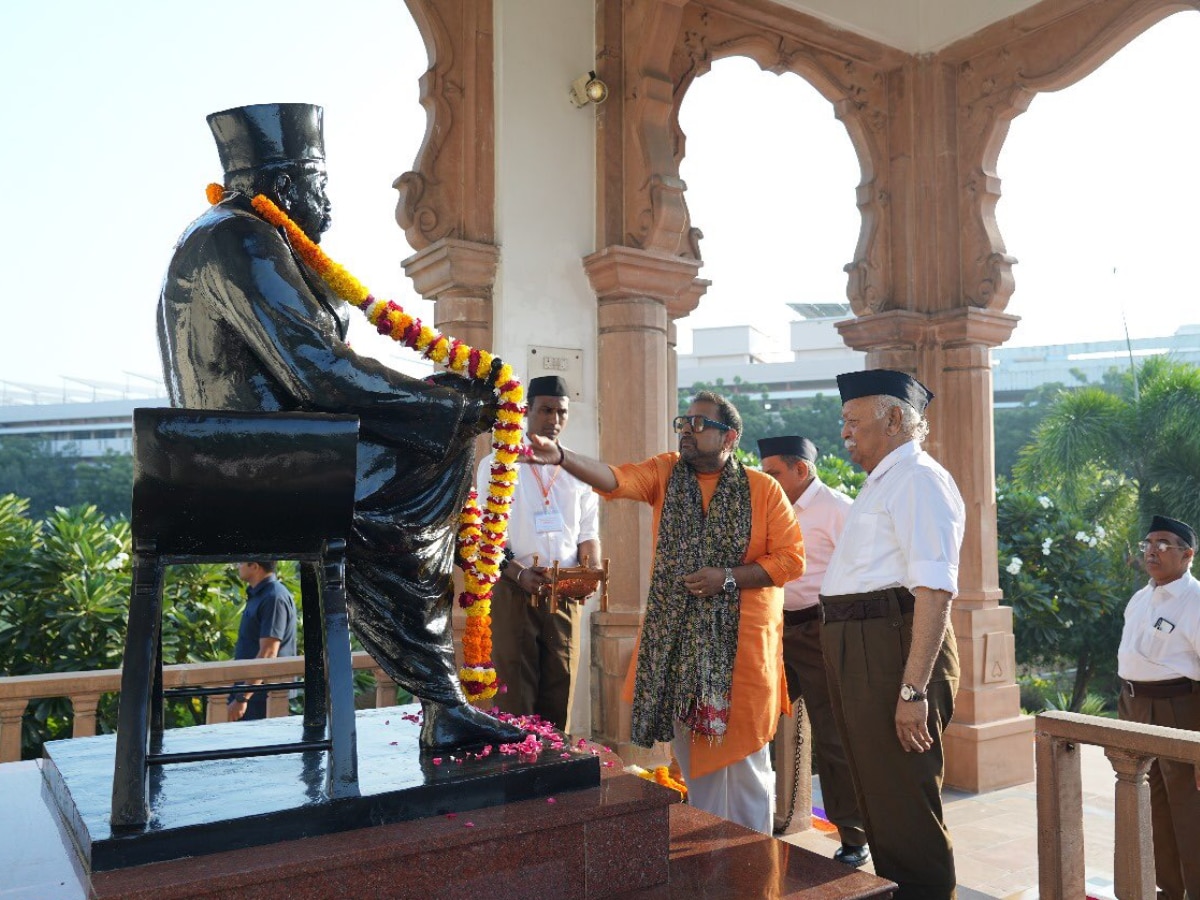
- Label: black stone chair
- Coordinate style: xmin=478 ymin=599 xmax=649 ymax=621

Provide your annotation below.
xmin=110 ymin=408 xmax=361 ymax=829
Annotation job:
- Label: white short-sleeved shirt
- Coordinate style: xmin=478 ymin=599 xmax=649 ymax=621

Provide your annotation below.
xmin=784 ymin=478 xmax=853 ymax=611
xmin=476 ymin=453 xmax=600 ymax=568
xmin=820 ymin=441 xmax=965 ymax=598
xmin=1117 ymin=570 xmax=1200 ymax=682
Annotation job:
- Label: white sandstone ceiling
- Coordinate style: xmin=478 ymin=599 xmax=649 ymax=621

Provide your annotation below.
xmin=771 ymin=0 xmax=1047 ymax=52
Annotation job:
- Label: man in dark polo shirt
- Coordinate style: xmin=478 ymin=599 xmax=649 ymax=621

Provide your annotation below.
xmin=228 ymin=560 xmax=297 ymax=721
xmin=1117 ymin=515 xmax=1200 ymax=900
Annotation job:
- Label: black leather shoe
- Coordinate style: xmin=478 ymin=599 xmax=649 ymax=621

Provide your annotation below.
xmin=833 ymin=844 xmax=870 ymax=868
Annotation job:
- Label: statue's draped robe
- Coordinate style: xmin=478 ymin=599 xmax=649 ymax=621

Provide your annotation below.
xmin=158 ymin=196 xmax=478 ymax=704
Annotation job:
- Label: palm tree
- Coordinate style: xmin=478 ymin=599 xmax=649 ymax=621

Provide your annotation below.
xmin=1016 ymin=357 xmax=1200 ymax=531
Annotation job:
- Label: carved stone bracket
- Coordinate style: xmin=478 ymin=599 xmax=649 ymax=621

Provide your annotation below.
xmin=402 ymin=238 xmax=500 ymax=364
xmin=942 ymin=0 xmax=1198 ymax=312
xmin=397 ymin=0 xmax=495 ymax=253
xmin=583 ymin=245 xmax=704 ymax=316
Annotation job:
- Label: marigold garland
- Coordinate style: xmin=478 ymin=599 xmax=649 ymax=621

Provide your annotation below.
xmin=206 ymin=184 xmax=523 ymax=701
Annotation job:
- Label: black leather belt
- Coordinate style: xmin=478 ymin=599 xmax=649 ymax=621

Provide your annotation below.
xmin=819 ymin=588 xmax=915 ymax=623
xmin=783 ymin=606 xmax=821 ymax=626
xmin=1122 ymin=677 xmax=1196 ymax=699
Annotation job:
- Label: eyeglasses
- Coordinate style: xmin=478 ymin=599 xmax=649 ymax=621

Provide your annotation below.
xmin=673 ymin=415 xmax=731 ymax=434
xmin=1138 ymin=539 xmax=1190 ymax=554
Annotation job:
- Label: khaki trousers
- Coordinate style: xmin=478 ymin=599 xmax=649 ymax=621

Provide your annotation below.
xmin=1118 ymin=685 xmax=1200 ymax=900
xmin=490 ymin=577 xmax=582 ymax=731
xmin=822 ymin=601 xmax=959 ymax=900
xmin=775 ymin=615 xmax=866 ymax=846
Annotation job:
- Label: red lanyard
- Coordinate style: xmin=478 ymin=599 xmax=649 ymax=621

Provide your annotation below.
xmin=529 ymin=465 xmax=561 ymax=507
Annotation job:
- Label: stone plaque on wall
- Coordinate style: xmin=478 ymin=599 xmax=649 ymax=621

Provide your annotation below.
xmin=982 ymin=631 xmax=1009 ymax=684
xmin=528 ymin=346 xmax=584 ymax=401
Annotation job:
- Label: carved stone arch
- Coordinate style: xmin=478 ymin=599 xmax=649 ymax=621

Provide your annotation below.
xmin=665 ymin=1 xmax=903 ymax=316
xmin=945 ymin=0 xmax=1200 ymax=311
xmin=396 ymin=0 xmax=495 ymax=252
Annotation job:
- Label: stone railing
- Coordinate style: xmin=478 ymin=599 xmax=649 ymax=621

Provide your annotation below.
xmin=1036 ymin=710 xmax=1200 ymax=900
xmin=0 ymin=652 xmax=398 ymax=763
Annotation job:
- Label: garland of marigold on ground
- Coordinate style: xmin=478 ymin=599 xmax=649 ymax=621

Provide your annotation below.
xmin=205 ymin=184 xmax=522 ymax=701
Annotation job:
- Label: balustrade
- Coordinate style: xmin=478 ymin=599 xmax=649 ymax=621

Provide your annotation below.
xmin=0 ymin=652 xmax=394 ymax=763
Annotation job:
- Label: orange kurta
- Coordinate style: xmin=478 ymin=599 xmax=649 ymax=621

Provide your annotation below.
xmin=600 ymin=452 xmax=805 ymax=779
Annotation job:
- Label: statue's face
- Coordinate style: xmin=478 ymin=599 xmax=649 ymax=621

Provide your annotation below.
xmin=286 ymin=164 xmax=332 ymax=242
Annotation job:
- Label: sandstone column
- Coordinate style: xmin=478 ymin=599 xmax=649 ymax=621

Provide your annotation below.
xmin=583 ymin=245 xmax=704 ymax=758
xmin=839 ymin=308 xmax=1033 ymax=791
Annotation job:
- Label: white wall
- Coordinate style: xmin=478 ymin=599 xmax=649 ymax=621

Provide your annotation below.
xmin=494 ymin=0 xmax=598 ymax=459
xmin=493 ymin=0 xmax=601 ymax=734
xmin=776 ymin=0 xmax=1044 ymax=53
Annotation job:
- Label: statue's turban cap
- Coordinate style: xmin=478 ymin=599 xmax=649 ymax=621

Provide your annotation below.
xmin=207 ymin=103 xmax=325 ymax=176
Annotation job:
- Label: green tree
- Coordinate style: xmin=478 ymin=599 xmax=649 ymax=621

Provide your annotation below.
xmin=679 ymin=378 xmax=848 ymax=463
xmin=993 ymin=382 xmax=1070 ymax=478
xmin=996 ymin=482 xmax=1139 ymax=710
xmin=0 ymin=437 xmax=133 ymax=519
xmin=1015 ymin=357 xmax=1200 ymax=529
xmin=0 ymin=498 xmax=298 ymax=758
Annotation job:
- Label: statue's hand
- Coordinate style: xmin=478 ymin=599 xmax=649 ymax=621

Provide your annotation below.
xmin=427 ymin=371 xmax=498 ymax=437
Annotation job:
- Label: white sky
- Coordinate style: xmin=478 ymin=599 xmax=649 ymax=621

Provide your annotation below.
xmin=2 ymin=3 xmax=1197 ymax=399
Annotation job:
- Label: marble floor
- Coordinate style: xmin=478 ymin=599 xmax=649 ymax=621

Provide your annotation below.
xmin=781 ymin=742 xmax=1119 ymax=899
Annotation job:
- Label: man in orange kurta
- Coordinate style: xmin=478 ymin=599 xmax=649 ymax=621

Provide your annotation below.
xmin=525 ymin=390 xmax=804 ymax=833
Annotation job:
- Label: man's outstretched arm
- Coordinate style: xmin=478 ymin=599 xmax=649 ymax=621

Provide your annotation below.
xmin=526 ymin=433 xmax=618 ymax=492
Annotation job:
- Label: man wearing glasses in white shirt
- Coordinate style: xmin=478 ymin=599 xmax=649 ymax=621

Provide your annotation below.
xmin=819 ymin=369 xmax=964 ymax=900
xmin=758 ymin=435 xmax=867 ymax=866
xmin=1117 ymin=514 xmax=1200 ymax=900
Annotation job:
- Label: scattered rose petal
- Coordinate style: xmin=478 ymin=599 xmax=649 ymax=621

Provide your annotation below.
xmin=547 ymin=797 xmax=556 ymax=804
xmin=389 ymin=741 xmax=398 ymax=746
xmin=603 ymin=761 xmax=614 ymax=768
xmin=446 ymin=812 xmax=458 ymax=819
xmin=384 ymin=719 xmax=390 ymax=725
xmin=464 ymin=821 xmax=475 ymax=828
xmin=432 ymin=757 xmax=442 ymax=765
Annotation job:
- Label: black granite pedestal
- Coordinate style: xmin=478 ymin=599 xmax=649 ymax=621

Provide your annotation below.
xmin=42 ymin=704 xmax=600 ymax=874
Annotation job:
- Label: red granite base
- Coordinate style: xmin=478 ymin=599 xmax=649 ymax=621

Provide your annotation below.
xmin=615 ymin=804 xmax=896 ymax=899
xmin=89 ymin=770 xmax=673 ymax=900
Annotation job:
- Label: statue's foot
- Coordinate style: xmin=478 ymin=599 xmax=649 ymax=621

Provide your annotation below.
xmin=419 ymin=700 xmax=529 ymax=751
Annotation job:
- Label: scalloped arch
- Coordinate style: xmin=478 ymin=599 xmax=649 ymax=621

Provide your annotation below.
xmin=954 ymin=0 xmax=1200 ymax=311
xmin=666 ymin=6 xmax=897 ymax=314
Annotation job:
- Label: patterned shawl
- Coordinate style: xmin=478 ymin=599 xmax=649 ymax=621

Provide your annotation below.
xmin=630 ymin=453 xmax=752 ymax=747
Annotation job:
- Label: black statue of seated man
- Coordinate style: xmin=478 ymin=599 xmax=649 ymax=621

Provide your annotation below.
xmin=157 ymin=102 xmax=525 ymax=750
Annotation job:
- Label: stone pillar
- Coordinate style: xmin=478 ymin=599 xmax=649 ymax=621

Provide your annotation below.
xmin=69 ymin=693 xmax=104 ymax=738
xmin=583 ymin=245 xmax=702 ymax=760
xmin=838 ymin=308 xmax=1034 ymax=792
xmin=0 ymin=700 xmax=26 ymax=763
xmin=404 ymin=238 xmax=500 ymax=675
xmin=404 ymin=238 xmax=499 ymax=356
xmin=1104 ymin=748 xmax=1156 ymax=900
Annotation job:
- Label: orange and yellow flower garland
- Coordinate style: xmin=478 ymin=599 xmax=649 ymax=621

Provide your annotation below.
xmin=206 ymin=185 xmax=522 ymax=700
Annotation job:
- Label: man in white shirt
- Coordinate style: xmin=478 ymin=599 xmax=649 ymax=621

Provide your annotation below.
xmin=476 ymin=376 xmax=600 ymax=731
xmin=759 ymin=435 xmax=867 ymax=865
xmin=1116 ymin=514 xmax=1200 ymax=900
xmin=820 ymin=369 xmax=964 ymax=900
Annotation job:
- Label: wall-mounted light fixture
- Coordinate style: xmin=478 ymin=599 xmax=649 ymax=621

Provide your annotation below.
xmin=569 ymin=71 xmax=608 ymax=108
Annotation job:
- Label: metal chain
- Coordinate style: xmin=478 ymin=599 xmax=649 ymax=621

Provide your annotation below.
xmin=776 ymin=693 xmax=806 ymax=834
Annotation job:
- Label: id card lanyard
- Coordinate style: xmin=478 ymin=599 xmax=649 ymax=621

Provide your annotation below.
xmin=530 ymin=465 xmax=565 ymax=535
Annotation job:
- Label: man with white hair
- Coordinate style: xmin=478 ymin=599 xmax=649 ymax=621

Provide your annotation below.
xmin=820 ymin=369 xmax=964 ymax=900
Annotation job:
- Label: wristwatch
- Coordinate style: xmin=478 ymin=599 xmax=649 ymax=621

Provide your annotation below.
xmin=722 ymin=567 xmax=737 ymax=594
xmin=899 ymin=683 xmax=926 ymax=702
